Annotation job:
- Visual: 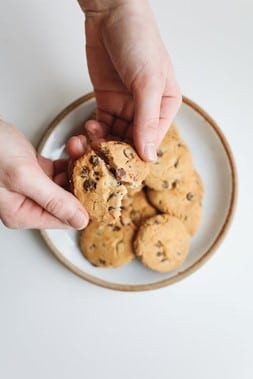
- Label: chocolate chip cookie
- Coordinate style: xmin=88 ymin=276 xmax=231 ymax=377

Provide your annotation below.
xmin=121 ymin=190 xmax=157 ymax=226
xmin=96 ymin=140 xmax=149 ymax=189
xmin=147 ymin=170 xmax=203 ymax=235
xmin=80 ymin=220 xmax=135 ymax=268
xmin=134 ymin=214 xmax=190 ymax=272
xmin=72 ymin=150 xmax=127 ymax=224
xmin=145 ymin=125 xmax=193 ymax=191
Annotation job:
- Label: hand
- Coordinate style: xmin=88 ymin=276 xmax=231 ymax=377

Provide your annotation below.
xmin=0 ymin=120 xmax=89 ymax=229
xmin=78 ymin=0 xmax=181 ymax=161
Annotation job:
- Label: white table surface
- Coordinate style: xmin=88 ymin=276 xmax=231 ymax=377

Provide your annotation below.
xmin=0 ymin=1 xmax=252 ymax=378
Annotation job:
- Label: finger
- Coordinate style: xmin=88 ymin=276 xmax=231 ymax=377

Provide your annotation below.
xmin=0 ymin=189 xmax=74 ymax=229
xmin=85 ymin=120 xmax=109 ymax=142
xmin=38 ymin=157 xmax=68 ymax=179
xmin=96 ymin=108 xmax=114 ymax=127
xmin=53 ymin=159 xmax=68 ymax=175
xmin=112 ymin=117 xmax=129 ymax=138
xmin=37 ymin=156 xmax=53 ymax=177
xmin=124 ymin=124 xmax=134 ymax=143
xmin=132 ymin=81 xmax=163 ymax=161
xmin=66 ymin=135 xmax=88 ymax=159
xmin=156 ymin=91 xmax=182 ymax=145
xmin=10 ymin=166 xmax=89 ymax=230
xmin=54 ymin=172 xmax=67 ymax=187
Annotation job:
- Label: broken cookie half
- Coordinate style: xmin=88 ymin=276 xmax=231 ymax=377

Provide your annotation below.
xmin=72 ymin=141 xmax=149 ymax=224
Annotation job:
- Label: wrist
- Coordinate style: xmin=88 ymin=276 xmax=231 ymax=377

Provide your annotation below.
xmin=78 ymin=0 xmax=147 ymax=13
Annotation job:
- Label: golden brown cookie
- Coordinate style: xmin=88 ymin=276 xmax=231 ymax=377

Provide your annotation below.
xmin=125 ymin=182 xmax=144 ymax=196
xmin=147 ymin=170 xmax=204 ymax=235
xmin=80 ymin=221 xmax=135 ymax=268
xmin=134 ymin=214 xmax=190 ymax=272
xmin=121 ymin=190 xmax=157 ymax=226
xmin=72 ymin=150 xmax=127 ymax=224
xmin=179 ymin=201 xmax=202 ymax=236
xmin=145 ymin=125 xmax=193 ymax=191
xmin=96 ymin=140 xmax=149 ymax=188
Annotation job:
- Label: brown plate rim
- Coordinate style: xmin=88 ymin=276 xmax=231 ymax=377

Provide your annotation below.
xmin=37 ymin=93 xmax=238 ymax=292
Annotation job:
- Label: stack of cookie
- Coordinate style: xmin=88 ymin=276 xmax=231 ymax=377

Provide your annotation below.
xmin=72 ymin=123 xmax=203 ymax=272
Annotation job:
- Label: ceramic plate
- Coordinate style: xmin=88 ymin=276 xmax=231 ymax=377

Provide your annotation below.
xmin=37 ymin=93 xmax=237 ymax=291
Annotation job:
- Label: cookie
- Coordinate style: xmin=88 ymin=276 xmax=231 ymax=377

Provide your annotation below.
xmin=96 ymin=140 xmax=149 ymax=188
xmin=72 ymin=150 xmax=127 ymax=224
xmin=147 ymin=170 xmax=203 ymax=235
xmin=125 ymin=182 xmax=144 ymax=196
xmin=134 ymin=214 xmax=190 ymax=272
xmin=80 ymin=220 xmax=135 ymax=268
xmin=145 ymin=125 xmax=193 ymax=191
xmin=121 ymin=190 xmax=157 ymax=226
xmin=179 ymin=201 xmax=202 ymax=236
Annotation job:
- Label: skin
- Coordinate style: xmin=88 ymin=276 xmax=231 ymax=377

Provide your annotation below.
xmin=74 ymin=0 xmax=181 ymax=160
xmin=0 ymin=121 xmax=88 ymax=229
xmin=0 ymin=0 xmax=181 ymax=229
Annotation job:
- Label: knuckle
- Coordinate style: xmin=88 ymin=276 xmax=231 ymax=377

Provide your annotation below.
xmin=1 ymin=211 xmax=21 ymax=229
xmin=45 ymin=198 xmax=75 ymax=221
xmin=45 ymin=198 xmax=64 ymax=215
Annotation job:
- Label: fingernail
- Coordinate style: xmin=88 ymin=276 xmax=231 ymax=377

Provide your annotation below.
xmin=144 ymin=143 xmax=157 ymax=162
xmin=70 ymin=209 xmax=89 ymax=230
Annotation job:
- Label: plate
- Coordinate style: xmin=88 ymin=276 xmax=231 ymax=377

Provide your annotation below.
xmin=37 ymin=93 xmax=237 ymax=291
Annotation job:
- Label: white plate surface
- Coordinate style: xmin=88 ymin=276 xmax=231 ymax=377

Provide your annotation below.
xmin=38 ymin=94 xmax=237 ymax=291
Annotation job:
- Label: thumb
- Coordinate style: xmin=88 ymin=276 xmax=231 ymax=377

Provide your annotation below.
xmin=14 ymin=165 xmax=89 ymax=229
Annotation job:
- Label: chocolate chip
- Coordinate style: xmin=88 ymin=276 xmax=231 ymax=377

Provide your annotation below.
xmin=112 ymin=225 xmax=121 ymax=231
xmin=99 ymin=258 xmax=106 ymax=265
xmin=123 ymin=147 xmax=134 ymax=159
xmin=83 ymin=179 xmax=97 ymax=191
xmin=174 ymin=159 xmax=179 ymax=168
xmin=156 ymin=251 xmax=163 ymax=257
xmin=157 ymin=149 xmax=163 ymax=157
xmin=93 ymin=171 xmax=100 ymax=181
xmin=108 ymin=206 xmax=116 ymax=211
xmin=155 ymin=240 xmax=163 ymax=248
xmin=80 ymin=166 xmax=89 ymax=177
xmin=115 ymin=168 xmax=126 ymax=180
xmin=89 ymin=155 xmax=99 ymax=166
xmin=98 ymin=149 xmax=110 ymax=164
xmin=186 ymin=192 xmax=194 ymax=201
xmin=107 ymin=192 xmax=117 ymax=201
xmin=162 ymin=180 xmax=169 ymax=189
xmin=172 ymin=180 xmax=178 ymax=189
